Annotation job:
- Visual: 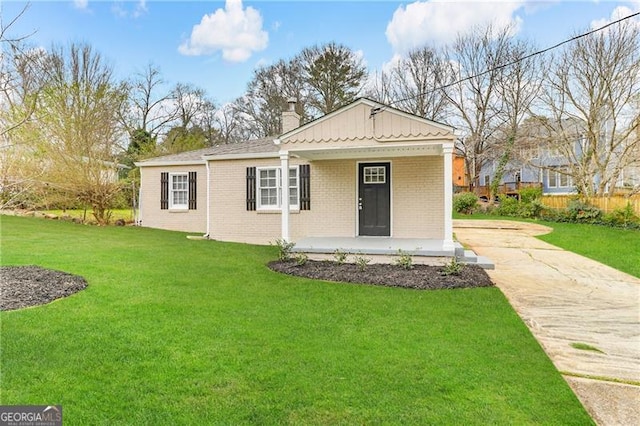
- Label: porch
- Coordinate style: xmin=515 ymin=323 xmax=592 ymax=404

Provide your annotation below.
xmin=473 ymin=182 xmax=542 ymax=200
xmin=292 ymin=236 xmax=458 ymax=257
xmin=291 ymin=237 xmax=494 ymax=269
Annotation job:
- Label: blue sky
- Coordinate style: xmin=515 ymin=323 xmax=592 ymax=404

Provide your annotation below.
xmin=3 ymin=1 xmax=639 ymax=105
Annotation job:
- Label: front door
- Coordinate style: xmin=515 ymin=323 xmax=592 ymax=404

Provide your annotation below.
xmin=358 ymin=162 xmax=391 ymax=236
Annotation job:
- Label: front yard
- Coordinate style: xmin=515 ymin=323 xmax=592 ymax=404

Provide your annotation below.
xmin=0 ymin=216 xmax=591 ymax=424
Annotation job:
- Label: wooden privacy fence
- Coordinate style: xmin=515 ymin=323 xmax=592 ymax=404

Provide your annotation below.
xmin=540 ymin=195 xmax=640 ymax=215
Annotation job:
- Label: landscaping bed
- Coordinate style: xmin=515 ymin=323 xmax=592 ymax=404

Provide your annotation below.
xmin=0 ymin=265 xmax=88 ymax=311
xmin=269 ymin=260 xmax=494 ymax=290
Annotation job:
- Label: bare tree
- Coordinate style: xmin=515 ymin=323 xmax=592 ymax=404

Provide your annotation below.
xmin=386 ymin=47 xmax=452 ymax=121
xmin=23 ymin=43 xmax=128 ymax=223
xmin=0 ymin=5 xmax=52 ymax=208
xmin=444 ymin=24 xmax=513 ymax=190
xmin=120 ymin=64 xmax=177 ymax=143
xmin=488 ymin=38 xmax=543 ymax=198
xmin=536 ymin=20 xmax=640 ymax=196
xmin=233 ymin=58 xmax=308 ymax=139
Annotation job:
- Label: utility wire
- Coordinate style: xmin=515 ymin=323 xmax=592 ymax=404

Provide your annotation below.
xmin=373 ymin=11 xmax=640 ymax=113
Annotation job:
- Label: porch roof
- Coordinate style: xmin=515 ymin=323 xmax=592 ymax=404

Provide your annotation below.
xmin=287 ymin=142 xmax=446 ymax=161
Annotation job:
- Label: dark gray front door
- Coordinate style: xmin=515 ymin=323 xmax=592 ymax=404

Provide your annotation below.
xmin=358 ymin=162 xmax=390 ymax=236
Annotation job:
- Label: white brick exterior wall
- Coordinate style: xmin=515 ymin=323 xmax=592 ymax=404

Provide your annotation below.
xmin=139 ymin=164 xmax=207 ymax=233
xmin=206 ymin=156 xmax=444 ymax=245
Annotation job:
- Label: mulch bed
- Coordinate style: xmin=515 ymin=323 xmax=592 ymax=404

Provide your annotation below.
xmin=1 ymin=265 xmax=88 ymax=311
xmin=268 ymin=260 xmax=494 ymax=290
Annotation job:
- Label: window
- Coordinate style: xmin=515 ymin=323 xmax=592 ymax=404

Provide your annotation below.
xmin=161 ymin=171 xmax=197 ymax=210
xmin=170 ymin=173 xmax=188 ymax=209
xmin=257 ymin=167 xmax=299 ymax=210
xmin=483 ymin=175 xmax=490 ymax=186
xmin=547 ymin=168 xmax=572 ymax=189
xmin=363 ymin=166 xmax=386 ymax=184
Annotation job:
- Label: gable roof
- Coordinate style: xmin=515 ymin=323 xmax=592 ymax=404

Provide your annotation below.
xmin=278 ymin=97 xmax=454 ymax=145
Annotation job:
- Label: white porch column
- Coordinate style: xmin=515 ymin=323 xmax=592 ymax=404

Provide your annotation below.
xmin=280 ymin=152 xmax=290 ymax=242
xmin=442 ymin=144 xmax=455 ymax=251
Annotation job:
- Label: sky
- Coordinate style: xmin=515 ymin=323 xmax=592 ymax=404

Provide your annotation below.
xmin=2 ymin=0 xmax=640 ymax=106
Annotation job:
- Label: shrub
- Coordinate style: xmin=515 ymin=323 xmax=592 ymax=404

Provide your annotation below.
xmin=393 ymin=249 xmax=414 ymax=270
xmin=519 ymin=186 xmax=542 ymax=204
xmin=293 ymin=252 xmax=308 ymax=266
xmin=453 ymin=192 xmax=479 ymax=214
xmin=333 ymin=249 xmax=348 ymax=264
xmin=494 ymin=194 xmax=520 ymax=216
xmin=606 ymin=202 xmax=640 ymax=227
xmin=272 ymin=239 xmax=296 ymax=261
xmin=354 ymin=255 xmax=371 ymax=271
xmin=441 ymin=258 xmax=463 ymax=276
xmin=518 ymin=199 xmax=544 ymax=218
xmin=567 ymin=200 xmax=602 ymax=223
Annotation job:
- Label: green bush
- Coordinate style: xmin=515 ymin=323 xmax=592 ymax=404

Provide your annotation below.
xmin=272 ymin=239 xmax=296 ymax=261
xmin=494 ymin=195 xmax=520 ymax=216
xmin=567 ymin=200 xmax=602 ymax=223
xmin=518 ymin=199 xmax=544 ymax=218
xmin=602 ymin=202 xmax=639 ymax=228
xmin=354 ymin=255 xmax=371 ymax=271
xmin=441 ymin=258 xmax=463 ymax=276
xmin=519 ymin=186 xmax=543 ymax=204
xmin=453 ymin=192 xmax=479 ymax=214
xmin=393 ymin=249 xmax=414 ymax=270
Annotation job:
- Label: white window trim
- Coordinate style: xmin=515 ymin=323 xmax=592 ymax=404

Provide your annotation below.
xmin=547 ymin=168 xmax=572 ymax=189
xmin=256 ymin=166 xmax=299 ymax=211
xmin=169 ymin=172 xmax=189 ymax=210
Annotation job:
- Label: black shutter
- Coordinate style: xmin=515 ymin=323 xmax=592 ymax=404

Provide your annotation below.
xmin=160 ymin=172 xmax=169 ymax=210
xmin=300 ymin=164 xmax=311 ymax=211
xmin=188 ymin=171 xmax=197 ymax=210
xmin=246 ymin=167 xmax=256 ymax=211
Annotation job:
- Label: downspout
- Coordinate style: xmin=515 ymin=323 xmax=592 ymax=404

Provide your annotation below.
xmin=136 ymin=181 xmax=142 ymax=226
xmin=205 ymin=160 xmax=211 ymax=238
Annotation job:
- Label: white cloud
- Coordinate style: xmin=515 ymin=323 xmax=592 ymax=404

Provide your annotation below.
xmin=179 ymin=0 xmax=268 ymax=63
xmin=112 ymin=1 xmax=148 ymax=19
xmin=73 ymin=0 xmax=88 ymax=10
xmin=590 ymin=1 xmax=640 ymax=30
xmin=385 ymin=0 xmax=526 ymax=53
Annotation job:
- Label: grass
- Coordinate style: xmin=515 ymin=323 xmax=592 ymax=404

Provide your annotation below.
xmin=536 ymin=222 xmax=640 ymax=278
xmin=570 ymin=342 xmax=605 ymax=354
xmin=454 ymin=212 xmax=640 ymax=278
xmin=0 ymin=216 xmax=592 ymax=424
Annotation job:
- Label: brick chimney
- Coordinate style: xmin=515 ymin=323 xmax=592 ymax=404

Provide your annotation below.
xmin=281 ymin=98 xmax=300 ymax=134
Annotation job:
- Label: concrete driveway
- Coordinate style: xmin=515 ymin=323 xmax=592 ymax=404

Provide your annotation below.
xmin=454 ymin=220 xmax=640 ymax=426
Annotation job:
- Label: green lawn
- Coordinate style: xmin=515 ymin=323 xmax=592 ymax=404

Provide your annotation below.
xmin=0 ymin=216 xmax=591 ymax=425
xmin=454 ymin=213 xmax=640 ymax=278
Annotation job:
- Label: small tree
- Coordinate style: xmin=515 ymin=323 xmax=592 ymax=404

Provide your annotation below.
xmin=24 ymin=43 xmax=128 ymax=224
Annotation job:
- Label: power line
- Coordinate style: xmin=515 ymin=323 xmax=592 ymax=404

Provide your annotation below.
xmin=376 ymin=11 xmax=640 ymax=112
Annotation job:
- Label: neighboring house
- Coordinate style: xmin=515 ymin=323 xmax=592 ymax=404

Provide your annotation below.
xmin=452 ymin=153 xmax=468 ymax=191
xmin=476 ymin=119 xmax=583 ymax=199
xmin=136 ymin=98 xmax=457 ymax=256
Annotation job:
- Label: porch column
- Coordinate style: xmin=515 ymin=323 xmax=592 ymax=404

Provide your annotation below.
xmin=280 ymin=152 xmax=290 ymax=242
xmin=442 ymin=144 xmax=455 ymax=251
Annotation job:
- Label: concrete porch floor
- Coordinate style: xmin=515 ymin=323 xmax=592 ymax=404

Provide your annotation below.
xmin=291 ymin=237 xmax=456 ymax=256
xmin=291 ymin=237 xmax=494 ymax=269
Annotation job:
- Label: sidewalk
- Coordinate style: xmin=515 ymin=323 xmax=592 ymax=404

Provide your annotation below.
xmin=454 ymin=220 xmax=640 ymax=426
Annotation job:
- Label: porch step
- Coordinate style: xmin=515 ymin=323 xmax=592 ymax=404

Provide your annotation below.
xmin=456 ymin=249 xmax=495 ymax=270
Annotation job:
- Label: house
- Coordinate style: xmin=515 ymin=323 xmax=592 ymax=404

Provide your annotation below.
xmin=136 ymin=98 xmax=457 ymax=257
xmin=452 ymin=153 xmax=468 ymax=192
xmin=475 ymin=119 xmax=582 ymax=199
